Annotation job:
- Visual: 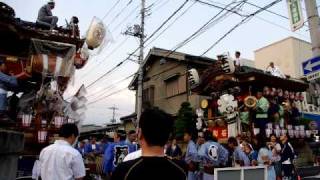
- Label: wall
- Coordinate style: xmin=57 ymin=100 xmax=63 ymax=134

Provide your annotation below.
xmin=254 ymin=37 xmax=312 ymax=78
xmin=143 ymin=57 xmax=207 ymax=115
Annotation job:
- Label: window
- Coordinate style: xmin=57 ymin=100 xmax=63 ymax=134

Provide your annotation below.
xmin=165 ymin=74 xmax=186 ymax=97
xmin=143 ymin=86 xmax=155 ymax=108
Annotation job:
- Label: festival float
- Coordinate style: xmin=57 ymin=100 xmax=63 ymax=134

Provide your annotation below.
xmin=0 ymin=2 xmax=106 ymax=178
xmin=189 ymin=54 xmax=320 ymax=166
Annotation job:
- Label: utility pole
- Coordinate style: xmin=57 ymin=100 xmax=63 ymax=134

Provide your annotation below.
xmin=125 ymin=0 xmax=145 ymax=125
xmin=137 ymin=0 xmax=145 ymax=123
xmin=304 ymin=0 xmax=320 ymax=57
xmin=109 ymin=105 xmax=119 ymax=124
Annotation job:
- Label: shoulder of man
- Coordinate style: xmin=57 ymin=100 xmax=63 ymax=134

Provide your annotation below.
xmin=167 ymin=158 xmax=188 ymax=173
xmin=112 ymin=157 xmax=143 ymax=180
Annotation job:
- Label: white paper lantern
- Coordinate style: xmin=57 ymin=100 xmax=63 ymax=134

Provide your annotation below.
xmin=306 ymin=130 xmax=312 ymax=138
xmin=253 ymin=128 xmax=260 ymax=135
xmin=38 ymin=130 xmax=47 ymax=143
xmin=22 ymin=114 xmax=32 ymax=127
xmin=54 ymin=116 xmax=64 ymax=128
xmin=288 ymin=130 xmax=294 ymax=138
xmin=281 ymin=129 xmax=287 ymax=136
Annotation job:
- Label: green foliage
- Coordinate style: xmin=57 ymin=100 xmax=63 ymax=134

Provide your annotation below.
xmin=174 ymin=102 xmax=196 ymax=139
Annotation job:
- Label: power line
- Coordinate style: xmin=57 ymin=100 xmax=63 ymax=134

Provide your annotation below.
xmin=80 ymin=36 xmax=130 ymax=79
xmin=102 ymin=0 xmax=121 ymax=20
xmin=111 ymin=4 xmax=140 ymax=32
xmin=145 ymin=1 xmax=198 ymax=48
xmin=144 ymin=0 xmax=190 ymax=43
xmin=84 ymin=47 xmax=140 ymax=89
xmin=107 ymin=0 xmax=134 ymax=27
xmin=87 ymin=87 xmax=128 ymax=106
xmin=169 ymin=1 xmax=246 ymax=55
xmin=86 ymin=73 xmax=135 ymax=99
xmin=84 ymin=0 xmax=190 ymax=89
xmin=201 ymin=0 xmax=282 ymax=56
xmin=243 ymin=1 xmax=309 ymax=28
xmin=193 ymin=0 xmax=248 ymax=17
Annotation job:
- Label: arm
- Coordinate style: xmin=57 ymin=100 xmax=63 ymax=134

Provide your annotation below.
xmin=103 ymin=144 xmax=114 ymax=174
xmin=0 ymin=72 xmax=18 ymax=87
xmin=71 ymin=154 xmax=86 ymax=180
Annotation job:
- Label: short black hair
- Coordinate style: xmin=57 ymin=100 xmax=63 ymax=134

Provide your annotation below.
xmin=204 ymin=130 xmax=217 ymax=142
xmin=235 ymin=51 xmax=241 ymax=55
xmin=228 ymin=137 xmax=238 ymax=146
xmin=59 ymin=123 xmax=79 ymax=138
xmin=116 ymin=129 xmax=127 ymax=141
xmin=128 ymin=130 xmax=136 ymax=135
xmin=139 ymin=108 xmax=173 ymax=146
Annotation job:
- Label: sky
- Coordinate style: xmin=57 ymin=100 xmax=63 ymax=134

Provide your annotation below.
xmin=3 ymin=0 xmax=319 ymax=125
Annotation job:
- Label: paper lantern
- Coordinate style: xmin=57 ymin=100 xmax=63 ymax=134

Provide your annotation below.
xmin=287 ymin=125 xmax=293 ymax=130
xmin=253 ymin=128 xmax=260 ymax=135
xmin=22 ymin=114 xmax=32 ymax=127
xmin=54 ymin=116 xmax=64 ymax=128
xmin=294 ymin=130 xmax=300 ymax=138
xmin=265 ymin=129 xmax=272 ymax=138
xmin=299 ymin=130 xmax=305 ymax=138
xmin=274 ymin=129 xmax=281 ymax=137
xmin=288 ymin=130 xmax=294 ymax=138
xmin=38 ymin=130 xmax=47 ymax=143
xmin=281 ymin=129 xmax=287 ymax=136
xmin=306 ymin=130 xmax=312 ymax=138
xmin=267 ymin=123 xmax=273 ymax=129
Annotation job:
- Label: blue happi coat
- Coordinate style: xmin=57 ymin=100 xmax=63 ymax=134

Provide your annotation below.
xmin=103 ymin=141 xmax=136 ymax=173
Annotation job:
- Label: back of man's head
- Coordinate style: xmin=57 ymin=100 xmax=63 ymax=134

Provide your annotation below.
xmin=204 ymin=130 xmax=217 ymax=142
xmin=59 ymin=123 xmax=79 ymax=138
xmin=116 ymin=129 xmax=127 ymax=141
xmin=139 ymin=108 xmax=173 ymax=147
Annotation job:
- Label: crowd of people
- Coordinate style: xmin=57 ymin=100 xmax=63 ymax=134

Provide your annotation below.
xmin=33 ymin=107 xmax=303 ymax=180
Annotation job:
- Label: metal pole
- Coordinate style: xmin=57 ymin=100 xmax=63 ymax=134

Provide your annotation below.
xmin=304 ymin=0 xmax=320 ymax=57
xmin=137 ymin=0 xmax=145 ymax=124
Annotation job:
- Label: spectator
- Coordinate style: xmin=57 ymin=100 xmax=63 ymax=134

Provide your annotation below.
xmin=227 ymin=137 xmax=250 ymax=167
xmin=234 ymin=51 xmax=242 ymax=67
xmin=258 ymin=144 xmax=276 ymax=180
xmin=77 ymin=140 xmax=86 ymax=157
xmin=280 ymin=134 xmax=295 ymax=180
xmin=199 ymin=131 xmax=229 ymax=180
xmin=39 ymin=123 xmax=85 ymax=180
xmin=37 ymin=0 xmax=58 ymax=30
xmin=99 ymin=135 xmax=109 ymax=154
xmin=183 ymin=131 xmax=199 ymax=180
xmin=126 ymin=130 xmax=137 ymax=144
xmin=266 ymin=62 xmax=285 ymax=78
xmin=85 ymin=137 xmax=101 ymax=154
xmin=165 ymin=138 xmax=182 ymax=160
xmin=268 ymin=134 xmax=282 ymax=180
xmin=103 ymin=130 xmax=135 ymax=176
xmin=111 ymin=108 xmax=187 ymax=180
xmin=243 ymin=143 xmax=258 ymax=166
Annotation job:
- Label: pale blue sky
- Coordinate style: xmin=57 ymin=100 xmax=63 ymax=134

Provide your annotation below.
xmin=3 ymin=0 xmax=318 ymax=125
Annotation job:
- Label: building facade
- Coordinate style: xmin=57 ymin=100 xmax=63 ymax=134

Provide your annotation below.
xmin=254 ymin=36 xmax=312 ymax=78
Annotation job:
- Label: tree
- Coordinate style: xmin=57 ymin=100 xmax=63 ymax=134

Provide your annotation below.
xmin=174 ymin=102 xmax=196 ymax=139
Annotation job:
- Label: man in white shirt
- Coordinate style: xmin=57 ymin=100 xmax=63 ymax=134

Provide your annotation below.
xmin=266 ymin=62 xmax=285 ymax=78
xmin=234 ymin=51 xmax=242 ymax=66
xmin=39 ymin=123 xmax=85 ymax=180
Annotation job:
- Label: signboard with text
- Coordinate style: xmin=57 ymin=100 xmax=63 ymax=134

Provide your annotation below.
xmin=287 ymin=0 xmax=304 ymax=31
xmin=302 ymin=56 xmax=320 ymax=80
